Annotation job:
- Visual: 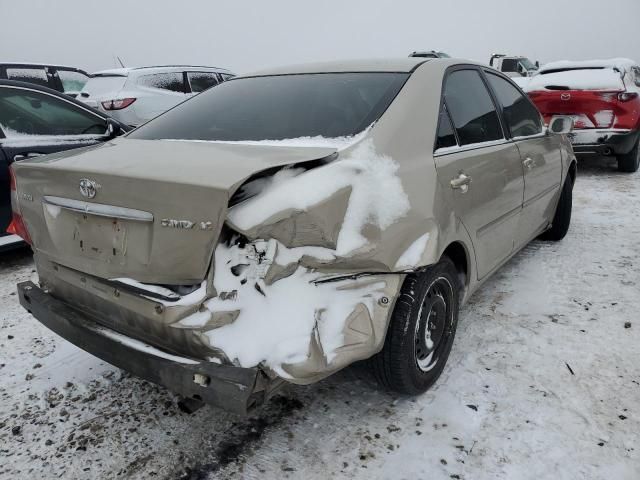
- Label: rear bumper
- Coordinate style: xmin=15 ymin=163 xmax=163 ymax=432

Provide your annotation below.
xmin=0 ymin=234 xmax=26 ymax=253
xmin=17 ymin=281 xmax=283 ymax=414
xmin=569 ymin=129 xmax=639 ymax=156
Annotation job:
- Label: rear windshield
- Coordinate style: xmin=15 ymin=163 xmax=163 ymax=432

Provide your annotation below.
xmin=129 ymin=72 xmax=409 ymax=141
xmin=80 ymin=75 xmax=127 ymax=96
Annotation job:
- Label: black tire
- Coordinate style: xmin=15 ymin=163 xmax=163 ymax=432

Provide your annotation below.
xmin=617 ymin=139 xmax=640 ymax=173
xmin=540 ymin=175 xmax=573 ymax=241
xmin=370 ymin=257 xmax=460 ymax=395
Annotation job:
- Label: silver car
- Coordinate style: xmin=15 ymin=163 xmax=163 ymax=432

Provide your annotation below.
xmin=12 ymin=58 xmax=576 ymax=413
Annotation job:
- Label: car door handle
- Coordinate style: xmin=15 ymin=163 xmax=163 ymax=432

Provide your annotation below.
xmin=13 ymin=153 xmax=44 ymax=161
xmin=450 ymin=173 xmax=472 ymax=193
xmin=523 ymin=157 xmax=536 ymax=170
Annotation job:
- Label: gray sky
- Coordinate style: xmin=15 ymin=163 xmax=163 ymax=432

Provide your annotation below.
xmin=2 ymin=0 xmax=639 ymax=74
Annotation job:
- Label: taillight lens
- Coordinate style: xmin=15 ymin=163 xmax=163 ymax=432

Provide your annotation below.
xmin=7 ymin=215 xmax=32 ymax=244
xmin=618 ymin=92 xmax=638 ymax=102
xmin=101 ymin=98 xmax=136 ymax=110
xmin=7 ymin=165 xmax=32 ymax=244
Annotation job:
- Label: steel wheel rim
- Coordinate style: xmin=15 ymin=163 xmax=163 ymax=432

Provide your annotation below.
xmin=414 ymin=276 xmax=454 ymax=372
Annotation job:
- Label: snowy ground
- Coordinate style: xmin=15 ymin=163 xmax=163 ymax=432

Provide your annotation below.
xmin=1 ymin=156 xmax=638 ymax=479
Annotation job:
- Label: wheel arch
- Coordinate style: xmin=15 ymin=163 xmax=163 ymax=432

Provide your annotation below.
xmin=440 ymin=240 xmax=471 ymax=293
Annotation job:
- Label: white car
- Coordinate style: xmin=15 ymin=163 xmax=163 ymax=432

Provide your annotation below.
xmin=78 ymin=66 xmax=234 ymax=126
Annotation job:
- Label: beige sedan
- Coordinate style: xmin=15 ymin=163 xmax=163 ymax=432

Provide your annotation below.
xmin=11 ymin=58 xmax=576 ymax=413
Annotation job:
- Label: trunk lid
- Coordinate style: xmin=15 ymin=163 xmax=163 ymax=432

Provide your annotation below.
xmin=13 ymin=138 xmax=337 ymax=284
xmin=528 ymin=89 xmax=625 ymax=129
xmin=527 ymin=68 xmax=626 ymax=129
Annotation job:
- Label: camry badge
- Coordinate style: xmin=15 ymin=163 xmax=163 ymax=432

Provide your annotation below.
xmin=79 ymin=178 xmax=99 ymax=199
xmin=560 ymin=93 xmax=571 ymax=101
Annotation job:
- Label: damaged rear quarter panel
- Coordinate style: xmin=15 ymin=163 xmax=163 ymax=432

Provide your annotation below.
xmin=192 ymin=62 xmax=474 ymax=383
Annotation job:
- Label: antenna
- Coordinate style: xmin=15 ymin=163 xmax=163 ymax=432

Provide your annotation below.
xmin=116 ymin=56 xmax=125 ymax=68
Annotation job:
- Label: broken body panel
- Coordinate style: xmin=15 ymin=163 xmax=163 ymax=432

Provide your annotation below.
xmin=12 ymin=59 xmax=571 ymax=410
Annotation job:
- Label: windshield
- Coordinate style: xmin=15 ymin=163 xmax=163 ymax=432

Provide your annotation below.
xmin=129 ymin=72 xmax=409 ymax=141
xmin=520 ymin=58 xmax=537 ymax=71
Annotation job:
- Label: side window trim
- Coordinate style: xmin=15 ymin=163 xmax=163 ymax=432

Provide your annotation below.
xmin=476 ymin=68 xmax=509 ymax=140
xmin=435 ymin=65 xmax=507 ymax=153
xmin=183 ymin=71 xmax=191 ymax=93
xmin=482 ymin=68 xmax=544 ymax=140
xmin=433 ymin=100 xmax=459 ymax=153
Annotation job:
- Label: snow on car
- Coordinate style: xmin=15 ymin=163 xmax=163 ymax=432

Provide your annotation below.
xmin=524 ymin=58 xmax=640 ymax=172
xmin=10 ymin=58 xmax=577 ymax=414
xmin=78 ymin=65 xmax=234 ymax=127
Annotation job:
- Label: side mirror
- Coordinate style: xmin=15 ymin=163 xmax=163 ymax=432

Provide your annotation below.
xmin=535 ymin=60 xmax=540 ymax=69
xmin=548 ymin=116 xmax=574 ymax=135
xmin=106 ymin=118 xmax=123 ymax=138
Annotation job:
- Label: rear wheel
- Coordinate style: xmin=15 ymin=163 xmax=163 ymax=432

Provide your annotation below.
xmin=540 ymin=175 xmax=573 ymax=241
xmin=370 ymin=257 xmax=460 ymax=395
xmin=617 ymin=139 xmax=640 ymax=173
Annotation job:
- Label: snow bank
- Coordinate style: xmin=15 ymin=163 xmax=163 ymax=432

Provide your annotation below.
xmin=197 ymin=242 xmax=386 ymax=375
xmin=228 ymin=139 xmax=410 ymax=255
xmin=525 ymin=69 xmax=624 ymax=92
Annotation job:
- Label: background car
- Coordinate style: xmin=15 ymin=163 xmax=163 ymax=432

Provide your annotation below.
xmin=490 ymin=54 xmax=539 ymax=78
xmin=11 ymin=58 xmax=576 ymax=413
xmin=78 ymin=65 xmax=234 ymax=126
xmin=0 ymin=80 xmax=129 ymax=251
xmin=409 ymin=51 xmax=450 ymax=59
xmin=525 ymin=58 xmax=640 ymax=172
xmin=0 ymin=63 xmax=91 ymax=98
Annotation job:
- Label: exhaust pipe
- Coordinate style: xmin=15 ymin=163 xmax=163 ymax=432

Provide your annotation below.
xmin=602 ymin=147 xmax=612 ymax=156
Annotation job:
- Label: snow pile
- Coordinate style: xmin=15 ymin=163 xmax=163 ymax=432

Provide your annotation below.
xmin=228 ymin=139 xmax=410 ymax=255
xmin=539 ymin=58 xmax=637 ymax=74
xmin=0 ymin=125 xmax=104 ymax=146
xmin=164 ymin=128 xmax=369 ymax=150
xmin=394 ymin=234 xmax=430 ymax=269
xmin=193 ymin=241 xmax=386 ymax=375
xmin=525 ymin=69 xmax=624 ymax=92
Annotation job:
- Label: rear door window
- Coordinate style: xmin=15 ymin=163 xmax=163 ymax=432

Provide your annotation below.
xmin=138 ymin=73 xmax=185 ymax=93
xmin=444 ymin=69 xmax=504 ymax=146
xmin=0 ymin=87 xmax=107 ymax=136
xmin=187 ymin=72 xmax=219 ymax=93
xmin=6 ymin=67 xmax=49 ymax=87
xmin=486 ymin=72 xmax=542 ymax=137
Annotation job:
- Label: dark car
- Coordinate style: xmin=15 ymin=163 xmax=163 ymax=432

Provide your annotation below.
xmin=0 ymin=63 xmax=91 ymax=98
xmin=409 ymin=51 xmax=450 ymax=59
xmin=1 ymin=80 xmax=129 ymax=251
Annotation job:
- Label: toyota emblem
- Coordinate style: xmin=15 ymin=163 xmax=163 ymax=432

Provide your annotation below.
xmin=560 ymin=93 xmax=571 ymax=101
xmin=79 ymin=178 xmax=98 ymax=199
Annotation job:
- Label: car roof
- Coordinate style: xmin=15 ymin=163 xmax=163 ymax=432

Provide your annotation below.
xmin=241 ymin=58 xmax=436 ymax=77
xmin=539 ymin=58 xmax=638 ymax=73
xmin=91 ymin=65 xmax=233 ymax=77
xmin=1 ymin=62 xmax=89 ymax=75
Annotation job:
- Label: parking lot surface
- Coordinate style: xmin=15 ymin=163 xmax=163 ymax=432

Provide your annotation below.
xmin=1 ymin=156 xmax=638 ymax=479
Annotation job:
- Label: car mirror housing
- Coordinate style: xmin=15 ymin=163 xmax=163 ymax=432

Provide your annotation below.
xmin=106 ymin=118 xmax=124 ymax=138
xmin=548 ymin=116 xmax=574 ymax=135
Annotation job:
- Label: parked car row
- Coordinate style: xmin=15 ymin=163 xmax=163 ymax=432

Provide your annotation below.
xmin=8 ymin=56 xmax=578 ymax=413
xmin=0 ymin=80 xmax=130 ymax=251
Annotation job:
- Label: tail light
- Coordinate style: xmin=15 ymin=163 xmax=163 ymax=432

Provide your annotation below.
xmin=6 ymin=165 xmax=32 ymax=245
xmin=101 ymin=98 xmax=136 ymax=110
xmin=618 ymin=92 xmax=638 ymax=102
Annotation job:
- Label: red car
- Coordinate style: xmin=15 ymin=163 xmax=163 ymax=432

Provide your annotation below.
xmin=525 ymin=59 xmax=640 ymax=172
